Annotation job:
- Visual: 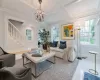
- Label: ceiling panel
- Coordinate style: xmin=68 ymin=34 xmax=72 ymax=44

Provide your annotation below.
xmin=2 ymin=0 xmax=35 ymax=16
xmin=65 ymin=0 xmax=100 ymax=18
xmin=32 ymin=0 xmax=75 ymax=14
xmin=0 ymin=0 xmax=3 ymax=7
xmin=1 ymin=0 xmax=100 ymax=24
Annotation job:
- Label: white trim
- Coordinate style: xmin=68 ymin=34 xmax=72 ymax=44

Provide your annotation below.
xmin=6 ymin=16 xmax=24 ymax=23
xmin=80 ymin=42 xmax=96 ymax=46
xmin=4 ymin=15 xmax=8 ymax=50
xmin=72 ymin=11 xmax=100 ymax=22
xmin=4 ymin=15 xmax=25 ymax=50
xmin=25 ymin=26 xmax=35 ymax=42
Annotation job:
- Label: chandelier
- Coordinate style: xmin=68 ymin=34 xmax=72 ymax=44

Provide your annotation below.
xmin=35 ymin=0 xmax=44 ymax=22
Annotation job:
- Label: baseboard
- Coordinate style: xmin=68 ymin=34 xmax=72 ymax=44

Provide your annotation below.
xmin=16 ymin=54 xmax=22 ymax=60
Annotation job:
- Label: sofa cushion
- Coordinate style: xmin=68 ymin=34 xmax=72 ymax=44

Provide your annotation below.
xmin=50 ymin=47 xmax=64 ymax=53
xmin=59 ymin=41 xmax=66 ymax=49
xmin=0 ymin=48 xmax=4 ymax=56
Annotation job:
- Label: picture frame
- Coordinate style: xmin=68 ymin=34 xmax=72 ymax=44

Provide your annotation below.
xmin=26 ymin=29 xmax=32 ymax=40
xmin=62 ymin=24 xmax=74 ymax=40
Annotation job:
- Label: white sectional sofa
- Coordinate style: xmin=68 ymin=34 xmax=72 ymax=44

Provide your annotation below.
xmin=50 ymin=41 xmax=77 ymax=62
xmin=50 ymin=47 xmax=67 ymax=59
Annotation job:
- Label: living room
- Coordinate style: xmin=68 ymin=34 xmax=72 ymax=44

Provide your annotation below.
xmin=0 ymin=0 xmax=100 ymax=80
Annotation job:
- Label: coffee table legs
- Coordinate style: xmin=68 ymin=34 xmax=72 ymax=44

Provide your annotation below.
xmin=34 ymin=63 xmax=37 ymax=78
xmin=47 ymin=56 xmax=56 ymax=64
xmin=22 ymin=56 xmax=38 ymax=78
xmin=22 ymin=56 xmax=56 ymax=78
xmin=33 ymin=56 xmax=56 ymax=78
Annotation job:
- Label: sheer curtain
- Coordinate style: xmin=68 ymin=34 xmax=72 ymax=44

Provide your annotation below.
xmin=51 ymin=26 xmax=59 ymax=42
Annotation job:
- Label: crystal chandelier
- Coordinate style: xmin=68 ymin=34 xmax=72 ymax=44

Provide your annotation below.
xmin=36 ymin=0 xmax=44 ymax=22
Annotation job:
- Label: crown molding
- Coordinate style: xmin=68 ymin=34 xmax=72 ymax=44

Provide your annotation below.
xmin=72 ymin=10 xmax=100 ymax=22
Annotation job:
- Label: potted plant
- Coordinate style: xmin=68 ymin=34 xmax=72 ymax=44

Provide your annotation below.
xmin=38 ymin=29 xmax=50 ymax=50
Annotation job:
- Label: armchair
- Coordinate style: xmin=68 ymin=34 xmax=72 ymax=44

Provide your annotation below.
xmin=0 ymin=47 xmax=15 ymax=68
xmin=0 ymin=67 xmax=32 ymax=80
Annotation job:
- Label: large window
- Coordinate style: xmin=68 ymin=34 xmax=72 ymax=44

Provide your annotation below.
xmin=80 ymin=19 xmax=96 ymax=44
xmin=51 ymin=27 xmax=59 ymax=42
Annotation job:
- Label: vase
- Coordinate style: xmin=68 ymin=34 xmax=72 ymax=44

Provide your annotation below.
xmin=43 ymin=44 xmax=47 ymax=50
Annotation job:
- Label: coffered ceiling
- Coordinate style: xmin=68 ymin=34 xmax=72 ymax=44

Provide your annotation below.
xmin=0 ymin=0 xmax=100 ymax=24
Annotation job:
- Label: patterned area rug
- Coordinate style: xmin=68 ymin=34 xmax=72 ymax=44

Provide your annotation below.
xmin=15 ymin=58 xmax=78 ymax=80
xmin=84 ymin=72 xmax=100 ymax=80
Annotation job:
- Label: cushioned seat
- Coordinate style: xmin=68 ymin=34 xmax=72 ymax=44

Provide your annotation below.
xmin=4 ymin=67 xmax=27 ymax=76
xmin=50 ymin=47 xmax=64 ymax=53
xmin=0 ymin=47 xmax=15 ymax=68
xmin=0 ymin=67 xmax=32 ymax=80
xmin=50 ymin=46 xmax=76 ymax=61
xmin=50 ymin=41 xmax=68 ymax=59
xmin=50 ymin=47 xmax=67 ymax=59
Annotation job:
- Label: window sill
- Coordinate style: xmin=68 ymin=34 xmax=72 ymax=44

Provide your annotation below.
xmin=80 ymin=42 xmax=96 ymax=46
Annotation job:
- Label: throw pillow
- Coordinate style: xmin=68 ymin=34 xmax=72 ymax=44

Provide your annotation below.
xmin=31 ymin=50 xmax=43 ymax=57
xmin=59 ymin=41 xmax=66 ymax=49
xmin=52 ymin=41 xmax=58 ymax=47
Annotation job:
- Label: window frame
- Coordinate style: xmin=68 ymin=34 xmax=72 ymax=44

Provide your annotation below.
xmin=80 ymin=19 xmax=96 ymax=45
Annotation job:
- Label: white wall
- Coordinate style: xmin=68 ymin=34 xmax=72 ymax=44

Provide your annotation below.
xmin=0 ymin=11 xmax=5 ymax=48
xmin=73 ymin=14 xmax=100 ymax=57
xmin=48 ymin=23 xmax=75 ymax=48
xmin=49 ymin=14 xmax=100 ymax=56
xmin=0 ymin=9 xmax=38 ymax=52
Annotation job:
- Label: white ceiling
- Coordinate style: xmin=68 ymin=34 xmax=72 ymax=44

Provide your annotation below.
xmin=0 ymin=0 xmax=3 ymax=7
xmin=0 ymin=0 xmax=100 ymax=24
xmin=65 ymin=0 xmax=100 ymax=18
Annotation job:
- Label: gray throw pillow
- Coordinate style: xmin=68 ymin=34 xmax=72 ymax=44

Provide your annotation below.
xmin=0 ymin=49 xmax=4 ymax=56
xmin=31 ymin=50 xmax=43 ymax=57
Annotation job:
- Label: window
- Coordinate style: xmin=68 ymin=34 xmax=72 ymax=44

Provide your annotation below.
xmin=51 ymin=27 xmax=59 ymax=42
xmin=26 ymin=29 xmax=32 ymax=40
xmin=80 ymin=19 xmax=95 ymax=44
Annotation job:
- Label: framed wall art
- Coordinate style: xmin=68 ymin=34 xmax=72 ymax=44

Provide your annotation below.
xmin=62 ymin=24 xmax=74 ymax=39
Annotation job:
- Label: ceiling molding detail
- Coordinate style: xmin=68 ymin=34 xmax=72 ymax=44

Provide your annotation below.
xmin=75 ymin=10 xmax=100 ymax=19
xmin=20 ymin=0 xmax=37 ymax=10
xmin=1 ymin=0 xmax=100 ymax=24
xmin=64 ymin=0 xmax=79 ymax=7
xmin=72 ymin=10 xmax=100 ymax=22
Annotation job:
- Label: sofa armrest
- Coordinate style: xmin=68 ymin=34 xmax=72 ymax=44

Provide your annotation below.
xmin=0 ymin=54 xmax=15 ymax=67
xmin=0 ymin=54 xmax=15 ymax=60
xmin=0 ymin=67 xmax=31 ymax=80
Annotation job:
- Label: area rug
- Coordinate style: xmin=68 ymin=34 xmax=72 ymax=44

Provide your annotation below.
xmin=84 ymin=72 xmax=100 ymax=80
xmin=15 ymin=58 xmax=78 ymax=80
